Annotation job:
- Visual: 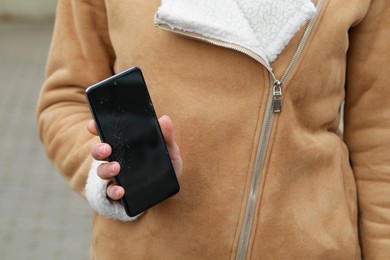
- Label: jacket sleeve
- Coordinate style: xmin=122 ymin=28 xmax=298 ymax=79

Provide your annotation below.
xmin=36 ymin=0 xmax=137 ymax=221
xmin=344 ymin=0 xmax=390 ymax=258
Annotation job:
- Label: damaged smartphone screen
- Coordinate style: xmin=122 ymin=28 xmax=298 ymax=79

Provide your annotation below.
xmin=85 ymin=67 xmax=180 ymax=217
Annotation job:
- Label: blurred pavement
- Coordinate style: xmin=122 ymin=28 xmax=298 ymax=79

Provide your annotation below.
xmin=0 ymin=22 xmax=91 ymax=259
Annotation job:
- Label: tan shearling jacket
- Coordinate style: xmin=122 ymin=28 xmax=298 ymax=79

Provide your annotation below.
xmin=37 ymin=0 xmax=390 ymax=259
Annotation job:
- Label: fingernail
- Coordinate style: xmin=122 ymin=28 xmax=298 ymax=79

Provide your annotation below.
xmin=115 ymin=189 xmax=120 ymax=198
xmin=98 ymin=144 xmax=106 ymax=155
xmin=111 ymin=163 xmax=116 ymax=173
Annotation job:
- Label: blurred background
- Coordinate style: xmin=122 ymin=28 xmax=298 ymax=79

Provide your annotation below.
xmin=0 ymin=1 xmax=91 ymax=259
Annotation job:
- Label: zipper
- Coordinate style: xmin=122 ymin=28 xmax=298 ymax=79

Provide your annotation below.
xmin=156 ymin=0 xmax=324 ymax=258
xmin=235 ymin=75 xmax=275 ymax=260
xmin=236 ymin=1 xmax=324 ymax=258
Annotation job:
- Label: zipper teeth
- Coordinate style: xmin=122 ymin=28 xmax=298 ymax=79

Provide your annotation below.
xmin=156 ymin=25 xmax=275 ymax=79
xmin=280 ymin=0 xmax=325 ymax=83
xmin=236 ymin=78 xmax=274 ymax=260
xmin=236 ymin=1 xmax=324 ymax=259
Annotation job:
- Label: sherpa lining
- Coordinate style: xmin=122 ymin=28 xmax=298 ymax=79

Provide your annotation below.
xmin=155 ymin=0 xmax=316 ymax=65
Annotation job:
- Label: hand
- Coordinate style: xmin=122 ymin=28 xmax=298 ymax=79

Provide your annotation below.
xmin=87 ymin=115 xmax=183 ymax=201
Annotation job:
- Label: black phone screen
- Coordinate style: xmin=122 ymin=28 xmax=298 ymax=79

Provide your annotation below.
xmin=86 ymin=67 xmax=179 ymax=217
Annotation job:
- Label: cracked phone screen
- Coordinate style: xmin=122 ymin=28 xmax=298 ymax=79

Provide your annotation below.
xmin=87 ymin=68 xmax=179 ymax=217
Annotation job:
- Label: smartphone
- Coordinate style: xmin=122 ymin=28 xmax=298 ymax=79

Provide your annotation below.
xmin=85 ymin=67 xmax=180 ymax=217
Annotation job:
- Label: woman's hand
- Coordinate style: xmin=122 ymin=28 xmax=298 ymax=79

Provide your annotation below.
xmin=87 ymin=115 xmax=183 ymax=201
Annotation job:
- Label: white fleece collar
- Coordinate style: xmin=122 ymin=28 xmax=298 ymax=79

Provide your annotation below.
xmin=155 ymin=0 xmax=316 ymax=66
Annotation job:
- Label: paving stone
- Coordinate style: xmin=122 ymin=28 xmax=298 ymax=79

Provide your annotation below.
xmin=0 ymin=22 xmax=91 ymax=260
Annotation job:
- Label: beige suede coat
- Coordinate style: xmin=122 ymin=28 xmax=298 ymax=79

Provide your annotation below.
xmin=37 ymin=0 xmax=390 ymax=259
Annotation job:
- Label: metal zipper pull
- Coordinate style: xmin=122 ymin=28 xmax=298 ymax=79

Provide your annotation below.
xmin=273 ymin=80 xmax=282 ymax=113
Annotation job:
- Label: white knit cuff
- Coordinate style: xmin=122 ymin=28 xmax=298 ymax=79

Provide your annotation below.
xmin=85 ymin=159 xmax=142 ymax=222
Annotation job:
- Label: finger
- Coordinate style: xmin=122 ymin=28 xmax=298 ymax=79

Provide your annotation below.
xmin=159 ymin=115 xmax=183 ymax=177
xmin=90 ymin=143 xmax=112 ymax=160
xmin=97 ymin=162 xmax=120 ymax=180
xmin=159 ymin=115 xmax=179 ymax=159
xmin=106 ymin=183 xmax=125 ymax=200
xmin=87 ymin=120 xmax=98 ymax=136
